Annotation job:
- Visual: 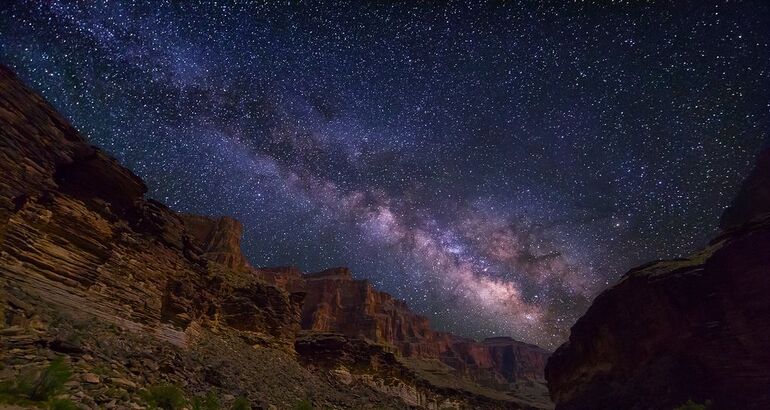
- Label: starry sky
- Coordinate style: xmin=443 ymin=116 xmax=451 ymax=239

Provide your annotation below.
xmin=2 ymin=1 xmax=769 ymax=349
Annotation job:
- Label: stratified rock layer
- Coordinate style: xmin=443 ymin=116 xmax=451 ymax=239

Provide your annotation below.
xmin=296 ymin=331 xmax=547 ymax=410
xmin=545 ymin=148 xmax=770 ymax=410
xmin=286 ymin=266 xmax=551 ymax=400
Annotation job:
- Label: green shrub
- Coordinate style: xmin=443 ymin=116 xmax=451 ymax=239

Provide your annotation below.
xmin=231 ymin=396 xmax=251 ymax=410
xmin=294 ymin=399 xmax=312 ymax=410
xmin=49 ymin=398 xmax=79 ymax=410
xmin=141 ymin=384 xmax=186 ymax=410
xmin=0 ymin=381 xmax=26 ymax=405
xmin=30 ymin=357 xmax=72 ymax=401
xmin=0 ymin=356 xmax=71 ymax=404
xmin=192 ymin=391 xmax=220 ymax=410
xmin=673 ymin=399 xmax=713 ymax=410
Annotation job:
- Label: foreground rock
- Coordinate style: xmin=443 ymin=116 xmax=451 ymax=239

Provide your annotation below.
xmin=545 ymin=148 xmax=770 ymax=410
xmin=0 ymin=65 xmax=550 ymax=409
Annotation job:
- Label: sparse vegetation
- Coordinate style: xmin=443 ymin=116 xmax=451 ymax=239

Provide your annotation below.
xmin=104 ymin=386 xmax=130 ymax=402
xmin=29 ymin=357 xmax=72 ymax=402
xmin=49 ymin=398 xmax=79 ymax=410
xmin=141 ymin=384 xmax=187 ymax=410
xmin=192 ymin=391 xmax=220 ymax=410
xmin=230 ymin=396 xmax=251 ymax=410
xmin=294 ymin=399 xmax=313 ymax=410
xmin=674 ymin=399 xmax=713 ymax=410
xmin=0 ymin=356 xmax=72 ymax=406
xmin=90 ymin=364 xmax=112 ymax=376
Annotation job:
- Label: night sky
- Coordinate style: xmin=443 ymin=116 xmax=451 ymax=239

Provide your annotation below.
xmin=2 ymin=1 xmax=769 ymax=349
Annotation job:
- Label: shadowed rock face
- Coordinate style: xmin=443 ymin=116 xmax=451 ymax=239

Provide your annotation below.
xmin=482 ymin=337 xmax=550 ymax=383
xmin=0 ymin=65 xmax=552 ymax=409
xmin=251 ymin=260 xmax=551 ymax=393
xmin=545 ymin=148 xmax=770 ymax=410
xmin=720 ymin=148 xmax=770 ymax=230
xmin=295 ymin=331 xmax=548 ymax=410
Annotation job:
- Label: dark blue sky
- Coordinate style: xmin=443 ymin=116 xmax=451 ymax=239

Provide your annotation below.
xmin=2 ymin=1 xmax=768 ymax=348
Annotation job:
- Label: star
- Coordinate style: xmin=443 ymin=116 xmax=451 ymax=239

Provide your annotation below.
xmin=1 ymin=0 xmax=768 ymax=349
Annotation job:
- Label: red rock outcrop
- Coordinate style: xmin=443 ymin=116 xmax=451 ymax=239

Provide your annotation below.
xmin=295 ymin=332 xmax=546 ymax=410
xmin=545 ymin=147 xmax=770 ymax=410
xmin=482 ymin=337 xmax=549 ymax=383
xmin=254 ymin=265 xmax=306 ymax=292
xmin=300 ymin=268 xmax=435 ymax=349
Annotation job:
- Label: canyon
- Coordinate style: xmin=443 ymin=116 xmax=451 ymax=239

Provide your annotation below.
xmin=2 ymin=60 xmax=769 ymax=410
xmin=0 ymin=64 xmax=550 ymax=409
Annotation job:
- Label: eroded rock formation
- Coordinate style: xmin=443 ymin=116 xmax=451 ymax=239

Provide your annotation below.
xmin=293 ymin=268 xmax=550 ymax=391
xmin=720 ymin=147 xmax=770 ymax=230
xmin=0 ymin=64 xmax=301 ymax=350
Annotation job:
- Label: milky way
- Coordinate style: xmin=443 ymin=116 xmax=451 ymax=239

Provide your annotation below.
xmin=2 ymin=1 xmax=769 ymax=349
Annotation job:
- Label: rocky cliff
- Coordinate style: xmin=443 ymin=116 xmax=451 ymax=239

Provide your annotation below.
xmin=0 ymin=63 xmax=301 ymax=350
xmin=0 ymin=65 xmax=550 ymax=409
xmin=293 ymin=267 xmax=550 ymax=392
xmin=545 ymin=147 xmax=770 ymax=410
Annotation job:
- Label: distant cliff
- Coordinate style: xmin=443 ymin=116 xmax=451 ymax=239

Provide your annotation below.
xmin=278 ymin=266 xmax=549 ymax=389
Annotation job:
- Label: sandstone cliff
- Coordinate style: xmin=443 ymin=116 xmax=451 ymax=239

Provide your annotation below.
xmin=293 ymin=267 xmax=550 ymax=392
xmin=545 ymin=147 xmax=770 ymax=410
xmin=0 ymin=65 xmax=550 ymax=409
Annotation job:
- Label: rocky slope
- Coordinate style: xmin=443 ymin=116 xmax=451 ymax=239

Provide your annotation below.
xmin=545 ymin=148 xmax=770 ymax=409
xmin=0 ymin=65 xmax=550 ymax=409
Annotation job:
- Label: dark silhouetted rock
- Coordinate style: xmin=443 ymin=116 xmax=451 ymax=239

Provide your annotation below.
xmin=720 ymin=148 xmax=770 ymax=230
xmin=546 ymin=149 xmax=770 ymax=410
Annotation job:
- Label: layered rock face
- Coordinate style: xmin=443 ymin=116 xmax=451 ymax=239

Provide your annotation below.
xmin=479 ymin=337 xmax=549 ymax=384
xmin=0 ymin=65 xmax=301 ymax=350
xmin=0 ymin=65 xmax=551 ymax=409
xmin=181 ymin=213 xmax=252 ymax=272
xmin=253 ymin=261 xmax=551 ymax=393
xmin=295 ymin=332 xmax=549 ymax=410
xmin=299 ymin=267 xmax=439 ymax=354
xmin=545 ymin=148 xmax=770 ymax=410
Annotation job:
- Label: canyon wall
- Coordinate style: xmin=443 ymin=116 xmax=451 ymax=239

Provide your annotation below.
xmin=545 ymin=148 xmax=770 ymax=410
